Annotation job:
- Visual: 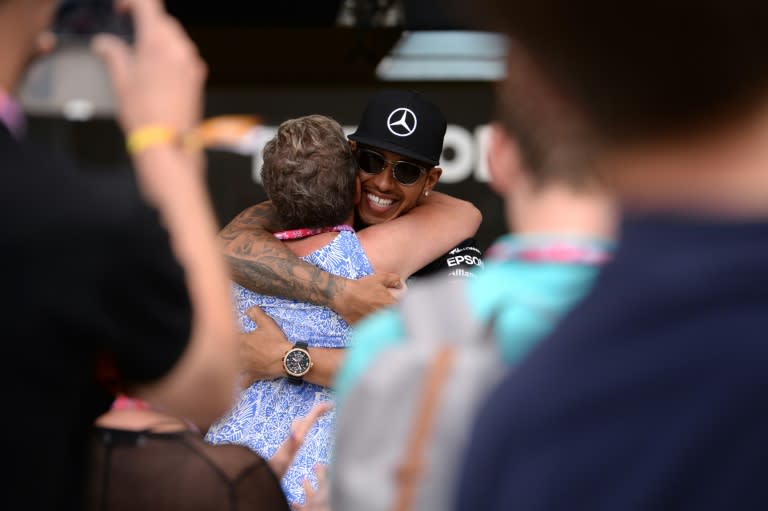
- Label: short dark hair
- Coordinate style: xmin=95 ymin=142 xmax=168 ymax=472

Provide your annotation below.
xmin=494 ymin=44 xmax=596 ymax=189
xmin=473 ymin=2 xmax=768 ymax=145
xmin=261 ymin=115 xmax=357 ymax=230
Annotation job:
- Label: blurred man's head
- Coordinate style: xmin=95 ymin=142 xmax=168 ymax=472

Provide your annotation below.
xmin=261 ymin=114 xmax=357 ymax=230
xmin=348 ymin=89 xmax=446 ymax=226
xmin=474 ymin=3 xmax=768 ymax=149
xmin=491 ymin=47 xmax=596 ymax=193
xmin=487 ymin=56 xmax=614 ymax=239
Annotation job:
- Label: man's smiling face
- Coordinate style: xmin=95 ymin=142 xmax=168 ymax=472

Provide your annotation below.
xmin=354 ymin=145 xmax=441 ymax=226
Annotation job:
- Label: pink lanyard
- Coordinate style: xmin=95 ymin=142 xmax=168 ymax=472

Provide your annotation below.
xmin=273 ymin=224 xmax=354 ymax=240
xmin=486 ymin=240 xmax=612 ymax=265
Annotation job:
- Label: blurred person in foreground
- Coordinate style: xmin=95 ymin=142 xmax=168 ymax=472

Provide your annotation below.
xmin=457 ymin=3 xmax=768 ymax=510
xmin=1 ymin=0 xmax=239 ymax=509
xmin=328 ymin=77 xmax=616 ymax=511
xmin=205 ymin=114 xmax=481 ymax=506
xmin=222 ymin=90 xmax=482 ymax=393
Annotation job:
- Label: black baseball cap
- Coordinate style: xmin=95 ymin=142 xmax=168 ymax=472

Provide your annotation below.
xmin=349 ymin=89 xmax=447 ymax=167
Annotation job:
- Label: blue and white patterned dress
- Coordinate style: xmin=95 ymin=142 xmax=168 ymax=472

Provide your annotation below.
xmin=205 ymin=230 xmax=373 ymax=505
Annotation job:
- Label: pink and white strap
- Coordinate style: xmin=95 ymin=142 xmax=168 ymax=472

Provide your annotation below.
xmin=273 ymin=224 xmax=354 ymax=241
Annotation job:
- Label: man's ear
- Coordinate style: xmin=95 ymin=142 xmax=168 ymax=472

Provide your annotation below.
xmin=423 ymin=166 xmax=442 ymax=195
xmin=487 ymin=123 xmax=523 ymax=197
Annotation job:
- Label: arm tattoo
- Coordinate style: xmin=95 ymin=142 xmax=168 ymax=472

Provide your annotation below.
xmin=227 ymin=252 xmax=346 ymax=308
xmin=220 ymin=203 xmax=345 ymax=307
xmin=219 ymin=203 xmax=278 ymax=244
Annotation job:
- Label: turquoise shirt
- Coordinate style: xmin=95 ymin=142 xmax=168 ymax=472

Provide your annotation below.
xmin=334 ymin=234 xmax=613 ymax=402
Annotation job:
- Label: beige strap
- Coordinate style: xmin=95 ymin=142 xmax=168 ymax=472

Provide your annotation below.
xmin=392 ymin=346 xmax=456 ymax=511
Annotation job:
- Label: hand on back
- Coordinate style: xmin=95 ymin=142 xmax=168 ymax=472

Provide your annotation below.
xmin=239 ymin=306 xmax=292 ymax=388
xmin=333 ymin=272 xmax=403 ymax=324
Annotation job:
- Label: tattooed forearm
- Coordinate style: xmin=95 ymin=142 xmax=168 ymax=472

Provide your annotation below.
xmin=220 ymin=202 xmax=345 ymax=307
xmin=226 ymin=252 xmax=345 ymax=308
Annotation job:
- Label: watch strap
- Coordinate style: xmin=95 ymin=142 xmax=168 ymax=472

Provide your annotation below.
xmin=287 ymin=374 xmax=303 ymax=385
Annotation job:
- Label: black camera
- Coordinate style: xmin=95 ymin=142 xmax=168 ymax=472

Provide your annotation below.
xmin=19 ymin=0 xmax=132 ymax=119
xmin=53 ymin=0 xmax=133 ymax=42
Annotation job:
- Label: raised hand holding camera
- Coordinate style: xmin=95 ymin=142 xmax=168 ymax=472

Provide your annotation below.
xmin=91 ymin=0 xmax=205 ymax=136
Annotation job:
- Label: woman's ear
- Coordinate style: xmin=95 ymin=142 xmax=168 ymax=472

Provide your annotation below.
xmin=487 ymin=123 xmax=523 ymax=197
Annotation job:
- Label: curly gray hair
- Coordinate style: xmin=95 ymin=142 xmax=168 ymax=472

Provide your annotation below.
xmin=261 ymin=115 xmax=357 ymax=230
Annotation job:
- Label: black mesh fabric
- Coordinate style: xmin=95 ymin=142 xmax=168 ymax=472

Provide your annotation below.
xmin=88 ymin=427 xmax=290 ymax=511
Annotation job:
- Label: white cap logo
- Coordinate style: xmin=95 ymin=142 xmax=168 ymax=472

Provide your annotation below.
xmin=386 ymin=107 xmax=418 ymax=137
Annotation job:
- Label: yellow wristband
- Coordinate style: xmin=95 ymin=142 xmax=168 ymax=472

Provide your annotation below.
xmin=126 ymin=125 xmax=179 ymax=155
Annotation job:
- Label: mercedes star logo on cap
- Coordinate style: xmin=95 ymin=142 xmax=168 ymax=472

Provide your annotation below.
xmin=386 ymin=107 xmax=417 ymax=137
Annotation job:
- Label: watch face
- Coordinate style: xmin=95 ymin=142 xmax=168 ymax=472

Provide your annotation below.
xmin=284 ymin=348 xmax=311 ymax=377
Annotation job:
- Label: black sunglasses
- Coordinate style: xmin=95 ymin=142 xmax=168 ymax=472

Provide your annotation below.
xmin=356 ymin=148 xmax=427 ymax=186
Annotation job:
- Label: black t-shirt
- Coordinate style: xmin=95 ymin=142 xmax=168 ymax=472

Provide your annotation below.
xmin=353 ymin=216 xmax=484 ymax=280
xmin=1 ymin=124 xmax=192 ymax=510
xmin=409 ymin=237 xmax=484 ymax=280
xmin=457 ymin=215 xmax=768 ymax=511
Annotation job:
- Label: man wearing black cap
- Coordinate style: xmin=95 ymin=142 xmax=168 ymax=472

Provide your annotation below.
xmin=350 ymin=89 xmax=446 ymax=228
xmin=219 ymin=89 xmax=483 ymax=386
xmin=348 ymin=89 xmax=483 ymax=279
